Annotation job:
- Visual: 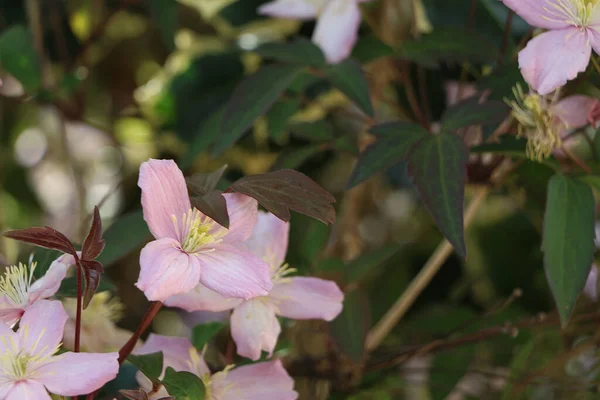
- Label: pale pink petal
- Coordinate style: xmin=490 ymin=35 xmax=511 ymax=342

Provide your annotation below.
xmin=312 ymin=0 xmax=361 ymax=64
xmin=230 ymin=299 xmax=280 ymax=360
xmin=211 ymin=360 xmax=298 ymax=400
xmin=5 ymin=381 xmax=50 ymax=400
xmin=221 ymin=193 xmax=259 ymax=243
xmin=0 ymin=300 xmax=24 ymax=328
xmin=552 ymin=95 xmax=599 ymax=129
xmin=28 ymin=254 xmax=74 ymax=303
xmin=270 ymin=277 xmax=343 ymax=321
xmin=138 ymin=159 xmax=191 ymax=241
xmin=198 ymin=244 xmax=272 ymax=300
xmin=35 ymin=352 xmax=118 ymax=396
xmin=585 ymin=264 xmax=599 ymax=301
xmin=500 ymin=0 xmax=572 ymax=29
xmin=136 ymin=334 xmax=209 ymax=376
xmin=258 ymin=0 xmax=321 ymax=19
xmin=19 ymin=300 xmax=66 ymax=356
xmin=0 ymin=383 xmax=14 ymax=399
xmin=518 ymin=28 xmax=591 ymax=95
xmin=242 ymin=211 xmax=289 ymax=269
xmin=0 ymin=321 xmax=17 ymax=355
xmin=136 ymin=238 xmax=201 ymax=302
xmin=165 ymin=283 xmax=242 ymax=312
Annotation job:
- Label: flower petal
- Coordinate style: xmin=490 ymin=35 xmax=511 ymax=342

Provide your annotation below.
xmin=19 ymin=300 xmax=66 ymax=357
xmin=0 ymin=299 xmax=24 ymax=328
xmin=6 ymin=381 xmax=50 ymax=400
xmin=518 ymin=28 xmax=591 ymax=95
xmin=221 ymin=193 xmax=259 ymax=243
xmin=585 ymin=264 xmax=598 ymax=301
xmin=198 ymin=244 xmax=272 ymax=300
xmin=500 ymin=0 xmax=573 ymax=29
xmin=211 ymin=360 xmax=298 ymax=400
xmin=312 ymin=0 xmax=361 ymax=64
xmin=136 ymin=238 xmax=201 ymax=302
xmin=270 ymin=277 xmax=343 ymax=321
xmin=165 ymin=283 xmax=242 ymax=312
xmin=231 ymin=299 xmax=280 ymax=360
xmin=28 ymin=254 xmax=74 ymax=303
xmin=242 ymin=211 xmax=289 ymax=269
xmin=135 ymin=334 xmax=209 ymax=376
xmin=35 ymin=352 xmax=118 ymax=396
xmin=139 ymin=159 xmax=191 ymax=241
xmin=258 ymin=0 xmax=321 ymax=19
xmin=552 ymin=95 xmax=599 ymax=129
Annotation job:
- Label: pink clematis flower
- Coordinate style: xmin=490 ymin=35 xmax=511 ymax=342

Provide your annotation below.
xmin=136 ymin=159 xmax=272 ymax=302
xmin=258 ymin=0 xmax=370 ymax=64
xmin=0 ymin=254 xmax=74 ymax=327
xmin=135 ymin=334 xmax=298 ymax=400
xmin=0 ymin=300 xmax=118 ymax=399
xmin=501 ymin=0 xmax=600 ymax=95
xmin=551 ymin=94 xmax=600 ymax=130
xmin=165 ymin=211 xmax=344 ymax=360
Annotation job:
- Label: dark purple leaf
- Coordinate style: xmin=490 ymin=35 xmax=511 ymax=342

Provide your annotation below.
xmin=4 ymin=226 xmax=77 ymax=256
xmin=82 ymin=206 xmax=105 ymax=260
xmin=186 ymin=165 xmax=228 ymax=196
xmin=229 ymin=170 xmax=336 ymax=225
xmin=190 ymin=191 xmax=230 ymax=229
xmin=81 ymin=259 xmax=103 ymax=309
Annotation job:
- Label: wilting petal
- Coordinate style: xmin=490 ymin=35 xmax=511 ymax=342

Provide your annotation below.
xmin=198 ymin=244 xmax=272 ymax=300
xmin=552 ymin=95 xmax=599 ymax=129
xmin=136 ymin=334 xmax=209 ymax=376
xmin=136 ymin=238 xmax=201 ymax=302
xmin=211 ymin=360 xmax=298 ymax=400
xmin=313 ymin=0 xmax=361 ymax=63
xmin=500 ymin=0 xmax=573 ymax=30
xmin=19 ymin=300 xmax=66 ymax=356
xmin=35 ymin=352 xmax=118 ymax=396
xmin=221 ymin=193 xmax=259 ymax=243
xmin=271 ymin=277 xmax=343 ymax=321
xmin=242 ymin=211 xmax=289 ymax=269
xmin=165 ymin=283 xmax=242 ymax=312
xmin=258 ymin=0 xmax=322 ymax=19
xmin=231 ymin=299 xmax=280 ymax=360
xmin=518 ymin=28 xmax=591 ymax=95
xmin=28 ymin=254 xmax=74 ymax=303
xmin=5 ymin=381 xmax=50 ymax=400
xmin=139 ymin=159 xmax=191 ymax=241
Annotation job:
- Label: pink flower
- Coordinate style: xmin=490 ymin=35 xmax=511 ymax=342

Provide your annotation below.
xmin=0 ymin=254 xmax=74 ymax=327
xmin=135 ymin=334 xmax=298 ymax=400
xmin=165 ymin=212 xmax=344 ymax=360
xmin=258 ymin=0 xmax=370 ymax=64
xmin=136 ymin=159 xmax=272 ymax=302
xmin=501 ymin=0 xmax=600 ymax=94
xmin=551 ymin=95 xmax=600 ymax=130
xmin=0 ymin=300 xmax=118 ymax=399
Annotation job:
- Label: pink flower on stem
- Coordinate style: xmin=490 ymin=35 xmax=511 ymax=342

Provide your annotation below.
xmin=551 ymin=94 xmax=600 ymax=130
xmin=0 ymin=300 xmax=118 ymax=399
xmin=166 ymin=211 xmax=344 ymax=360
xmin=135 ymin=334 xmax=298 ymax=400
xmin=501 ymin=0 xmax=600 ymax=95
xmin=258 ymin=0 xmax=370 ymax=64
xmin=0 ymin=254 xmax=74 ymax=327
xmin=136 ymin=159 xmax=272 ymax=302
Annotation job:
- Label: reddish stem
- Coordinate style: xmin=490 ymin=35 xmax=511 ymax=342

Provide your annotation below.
xmin=118 ymin=301 xmax=163 ymax=364
xmin=75 ymin=261 xmax=82 ymax=353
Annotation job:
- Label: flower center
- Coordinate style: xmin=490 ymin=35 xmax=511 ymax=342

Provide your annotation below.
xmin=0 ymin=262 xmax=37 ymax=307
xmin=544 ymin=0 xmax=600 ymax=27
xmin=0 ymin=325 xmax=59 ymax=381
xmin=173 ymin=209 xmax=226 ymax=254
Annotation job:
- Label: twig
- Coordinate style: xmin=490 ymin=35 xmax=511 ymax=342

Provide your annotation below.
xmin=498 ymin=10 xmax=514 ymax=65
xmin=400 ymin=61 xmax=429 ymax=130
xmin=366 ymin=186 xmax=490 ymax=351
xmin=118 ymin=301 xmax=163 ymax=364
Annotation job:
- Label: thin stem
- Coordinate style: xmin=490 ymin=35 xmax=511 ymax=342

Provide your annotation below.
xmin=118 ymin=301 xmax=163 ymax=364
xmin=365 ymin=186 xmax=489 ymax=352
xmin=400 ymin=61 xmax=429 ymax=130
xmin=498 ymin=10 xmax=514 ymax=65
xmin=75 ymin=262 xmax=82 ymax=353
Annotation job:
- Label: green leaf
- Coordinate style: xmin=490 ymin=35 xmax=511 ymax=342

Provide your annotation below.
xmin=398 ymin=27 xmax=498 ymax=67
xmin=407 ymin=133 xmax=468 ymax=257
xmin=180 ymin=106 xmax=225 ymax=169
xmin=430 ymin=345 xmax=475 ymax=400
xmin=441 ymin=97 xmax=510 ymax=133
xmin=470 ymin=135 xmax=527 ymax=155
xmin=344 ymin=245 xmax=399 ymax=283
xmin=594 ymin=128 xmax=600 ymax=160
xmin=0 ymin=25 xmax=41 ymax=91
xmin=97 ymin=211 xmax=151 ymax=266
xmin=256 ymin=38 xmax=326 ymax=68
xmin=289 ymin=120 xmax=333 ymax=142
xmin=346 ymin=122 xmax=428 ymax=188
xmin=271 ymin=144 xmax=325 ymax=170
xmin=192 ymin=322 xmax=226 ymax=351
xmin=214 ymin=64 xmax=302 ymax=156
xmin=128 ymin=352 xmax=163 ymax=384
xmin=266 ymin=98 xmax=301 ymax=142
xmin=543 ymin=175 xmax=596 ymax=326
xmin=351 ymin=36 xmax=394 ymax=64
xmin=162 ymin=367 xmax=206 ymax=400
xmin=325 ymin=59 xmax=374 ymax=117
xmin=329 ymin=289 xmax=370 ymax=362
xmin=31 ymin=248 xmax=63 ymax=279
xmin=501 ymin=339 xmax=536 ymax=400
xmin=57 ymin=276 xmax=116 ymax=297
xmin=149 ymin=0 xmax=178 ymax=50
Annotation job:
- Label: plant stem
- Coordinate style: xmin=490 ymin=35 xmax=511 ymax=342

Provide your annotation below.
xmin=118 ymin=301 xmax=163 ymax=364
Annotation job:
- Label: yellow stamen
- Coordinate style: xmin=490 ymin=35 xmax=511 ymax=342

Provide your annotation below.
xmin=172 ymin=209 xmax=226 ymax=254
xmin=542 ymin=0 xmax=600 ymax=27
xmin=0 ymin=262 xmax=37 ymax=307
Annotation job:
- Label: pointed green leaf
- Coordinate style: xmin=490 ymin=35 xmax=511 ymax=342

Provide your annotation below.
xmin=351 ymin=36 xmax=394 ymax=63
xmin=256 ymin=38 xmax=326 ymax=67
xmin=180 ymin=106 xmax=225 ymax=169
xmin=407 ymin=133 xmax=468 ymax=257
xmin=96 ymin=211 xmax=151 ymax=266
xmin=329 ymin=289 xmax=370 ymax=362
xmin=128 ymin=352 xmax=163 ymax=384
xmin=162 ymin=367 xmax=206 ymax=400
xmin=192 ymin=322 xmax=226 ymax=351
xmin=150 ymin=0 xmax=178 ymax=50
xmin=325 ymin=59 xmax=374 ymax=117
xmin=543 ymin=175 xmax=595 ymax=326
xmin=344 ymin=245 xmax=399 ymax=283
xmin=267 ymin=98 xmax=301 ymax=142
xmin=0 ymin=25 xmax=41 ymax=91
xmin=214 ymin=65 xmax=302 ymax=156
xmin=441 ymin=97 xmax=510 ymax=133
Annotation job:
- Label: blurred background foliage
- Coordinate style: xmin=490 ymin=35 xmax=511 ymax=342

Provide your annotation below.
xmin=1 ymin=0 xmax=600 ymax=399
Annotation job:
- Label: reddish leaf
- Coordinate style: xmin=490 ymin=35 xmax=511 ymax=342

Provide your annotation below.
xmin=229 ymin=169 xmax=336 ymax=225
xmin=186 ymin=165 xmax=228 ymax=196
xmin=81 ymin=259 xmax=103 ymax=309
xmin=190 ymin=191 xmax=230 ymax=229
xmin=4 ymin=227 xmax=77 ymax=256
xmin=119 ymin=389 xmax=149 ymax=400
xmin=82 ymin=206 xmax=105 ymax=260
